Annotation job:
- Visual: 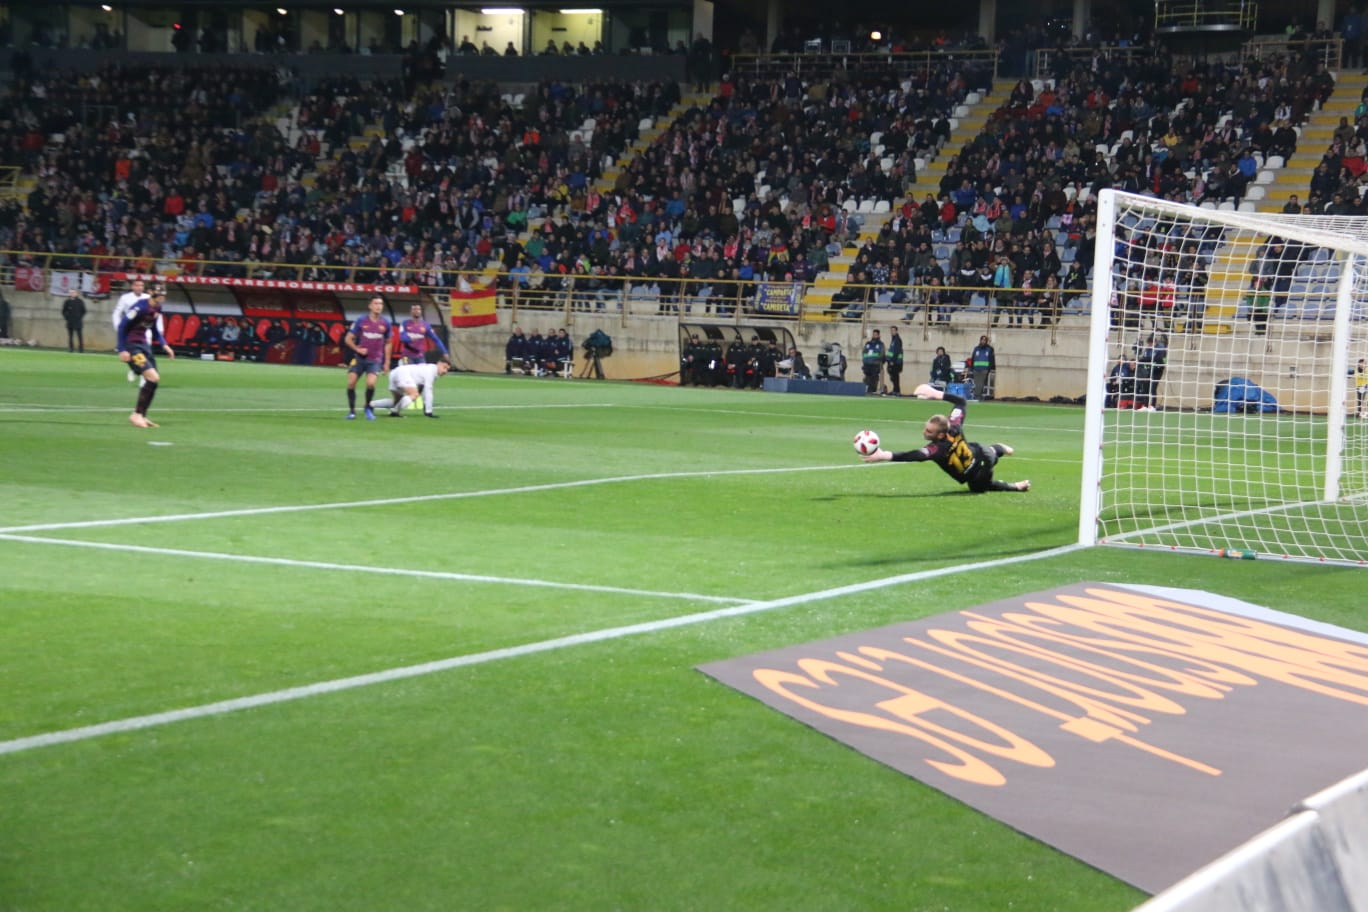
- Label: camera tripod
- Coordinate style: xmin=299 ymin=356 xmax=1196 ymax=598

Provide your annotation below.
xmin=578 ymin=349 xmax=606 ymax=379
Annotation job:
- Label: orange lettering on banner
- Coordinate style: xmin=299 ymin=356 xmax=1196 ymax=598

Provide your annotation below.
xmin=1044 ymin=590 xmax=1368 ymax=703
xmin=745 ymin=586 xmax=1368 ymax=787
xmin=854 ymin=645 xmax=1220 ymax=777
xmin=754 ymin=660 xmax=1053 ymax=787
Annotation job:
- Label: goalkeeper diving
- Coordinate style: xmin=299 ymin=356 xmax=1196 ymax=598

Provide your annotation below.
xmin=860 ymin=383 xmax=1030 ymax=493
xmin=373 ymin=356 xmax=452 ymax=418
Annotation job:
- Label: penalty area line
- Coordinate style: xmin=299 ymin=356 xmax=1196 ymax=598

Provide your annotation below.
xmin=0 ymin=463 xmax=862 ymax=534
xmin=0 ymin=543 xmax=1081 ymax=757
xmin=0 ymin=533 xmax=750 ymax=605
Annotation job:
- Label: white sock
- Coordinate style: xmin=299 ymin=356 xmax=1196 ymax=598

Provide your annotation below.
xmin=371 ymin=397 xmax=394 ymax=409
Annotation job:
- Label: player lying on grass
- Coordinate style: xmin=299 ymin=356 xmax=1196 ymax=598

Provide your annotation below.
xmin=371 ymin=357 xmax=451 ymax=418
xmin=860 ymin=382 xmax=1030 ymax=493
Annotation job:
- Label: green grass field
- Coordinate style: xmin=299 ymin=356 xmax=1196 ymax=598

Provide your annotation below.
xmin=3 ymin=348 xmax=1365 ymax=912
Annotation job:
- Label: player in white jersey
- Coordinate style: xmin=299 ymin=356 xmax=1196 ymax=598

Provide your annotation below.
xmin=373 ymin=357 xmax=451 ymax=418
xmin=112 ymin=277 xmax=146 ymax=332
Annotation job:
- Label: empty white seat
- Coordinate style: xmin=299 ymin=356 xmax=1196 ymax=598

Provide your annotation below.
xmin=879 ymin=156 xmax=893 ymax=172
xmin=1217 ymin=200 xmax=1236 ymax=211
xmin=873 ymin=199 xmax=891 ymax=213
xmin=857 ymin=199 xmax=875 ymax=213
xmin=1244 ymin=185 xmax=1267 ymax=200
xmin=1238 ymin=200 xmax=1258 ymax=212
xmin=965 ymin=91 xmax=982 ymax=105
xmin=1254 ymin=171 xmax=1275 ymax=184
xmin=1265 ymin=155 xmax=1285 ymax=169
xmin=869 ymin=131 xmax=883 ymax=146
xmin=638 ymin=117 xmax=653 ymax=131
xmin=842 ymin=199 xmax=858 ymax=213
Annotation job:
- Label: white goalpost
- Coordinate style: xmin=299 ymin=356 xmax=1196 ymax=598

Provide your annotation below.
xmin=1080 ymin=189 xmax=1368 ymax=566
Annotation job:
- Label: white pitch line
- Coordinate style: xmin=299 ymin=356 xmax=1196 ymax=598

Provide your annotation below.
xmin=0 ymin=543 xmax=1082 ymax=756
xmin=0 ymin=533 xmax=751 ymax=605
xmin=0 ymin=403 xmax=616 ymax=414
xmin=0 ymin=463 xmax=861 ymax=535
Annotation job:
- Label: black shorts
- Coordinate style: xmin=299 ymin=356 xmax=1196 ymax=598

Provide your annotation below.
xmin=348 ymin=357 xmax=383 ymax=376
xmin=125 ymin=344 xmax=157 ymax=376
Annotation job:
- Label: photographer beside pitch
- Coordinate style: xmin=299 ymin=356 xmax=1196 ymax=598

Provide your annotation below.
xmin=860 ymin=383 xmax=1030 ymax=493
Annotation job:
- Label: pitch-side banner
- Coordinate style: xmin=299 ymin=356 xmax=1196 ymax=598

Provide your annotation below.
xmin=699 ymin=583 xmax=1368 ymax=893
xmin=47 ymin=271 xmax=111 ymax=297
xmin=112 ymin=273 xmax=421 ymax=294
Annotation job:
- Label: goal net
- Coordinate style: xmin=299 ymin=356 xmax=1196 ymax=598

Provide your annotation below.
xmin=1080 ymin=190 xmax=1368 ymax=566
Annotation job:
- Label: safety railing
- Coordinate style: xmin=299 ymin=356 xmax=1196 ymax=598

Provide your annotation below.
xmin=1154 ymin=0 xmax=1258 ymax=33
xmin=0 ymin=247 xmax=1096 ymax=339
xmin=726 ymin=48 xmax=999 ymax=83
xmin=1031 ymin=44 xmax=1168 ymax=82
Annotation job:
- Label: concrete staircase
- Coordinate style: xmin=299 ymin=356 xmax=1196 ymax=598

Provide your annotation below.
xmin=591 ymin=91 xmax=713 ymax=196
xmin=1254 ymin=72 xmax=1368 ymax=212
xmin=1190 ymin=72 xmax=1366 ymax=332
xmin=1195 ymin=233 xmax=1262 ymax=333
xmin=798 ymin=79 xmax=1006 ymax=321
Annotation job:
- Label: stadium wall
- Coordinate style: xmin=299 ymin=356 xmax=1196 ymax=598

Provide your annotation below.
xmin=11 ymin=287 xmax=1099 ymax=395
xmin=1134 ymin=768 xmax=1368 ymax=912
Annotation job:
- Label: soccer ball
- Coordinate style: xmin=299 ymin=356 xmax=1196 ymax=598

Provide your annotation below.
xmin=853 ymin=429 xmax=880 ymax=456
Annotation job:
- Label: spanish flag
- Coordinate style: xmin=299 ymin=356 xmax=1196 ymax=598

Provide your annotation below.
xmin=449 ymin=287 xmax=498 ymax=327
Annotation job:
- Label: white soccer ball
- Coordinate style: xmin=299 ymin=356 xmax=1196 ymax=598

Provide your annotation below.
xmin=853 ymin=429 xmax=880 ymax=456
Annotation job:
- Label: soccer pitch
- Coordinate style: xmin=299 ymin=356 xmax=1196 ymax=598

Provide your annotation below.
xmin=2 ymin=348 xmax=1363 ymax=911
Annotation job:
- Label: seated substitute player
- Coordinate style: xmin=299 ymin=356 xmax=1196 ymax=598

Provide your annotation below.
xmin=343 ymin=294 xmax=393 ymax=420
xmin=374 ymin=356 xmax=452 ymax=418
xmin=394 ymin=302 xmax=450 ymax=365
xmin=860 ymin=382 xmax=1030 ymax=493
xmin=116 ymin=286 xmax=175 ymax=428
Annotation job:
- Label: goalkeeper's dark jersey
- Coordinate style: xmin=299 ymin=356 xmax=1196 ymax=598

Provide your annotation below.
xmin=889 ymin=393 xmax=990 ymax=486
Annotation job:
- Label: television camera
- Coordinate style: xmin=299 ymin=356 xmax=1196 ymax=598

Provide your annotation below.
xmin=815 ymin=342 xmax=846 ymax=381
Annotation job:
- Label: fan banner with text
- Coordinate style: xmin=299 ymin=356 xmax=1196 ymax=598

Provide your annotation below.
xmin=698 ymin=583 xmax=1368 ymax=893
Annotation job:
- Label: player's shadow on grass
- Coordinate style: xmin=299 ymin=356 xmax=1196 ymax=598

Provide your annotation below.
xmin=838 ymin=541 xmax=1051 ymax=570
xmin=812 ymin=490 xmax=963 ymax=503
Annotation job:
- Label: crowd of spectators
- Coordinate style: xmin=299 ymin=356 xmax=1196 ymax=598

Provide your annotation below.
xmin=1 ymin=32 xmax=1356 ymax=335
xmin=490 ymin=56 xmax=990 ymax=312
xmin=0 ymin=64 xmax=678 ymax=288
xmin=825 ymin=45 xmax=1334 ymax=326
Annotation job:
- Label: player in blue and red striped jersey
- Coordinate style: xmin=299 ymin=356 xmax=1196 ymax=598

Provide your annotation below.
xmin=343 ymin=294 xmax=393 ymax=420
xmin=116 ymin=286 xmax=175 ymax=428
xmin=394 ymin=302 xmax=450 ymax=366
